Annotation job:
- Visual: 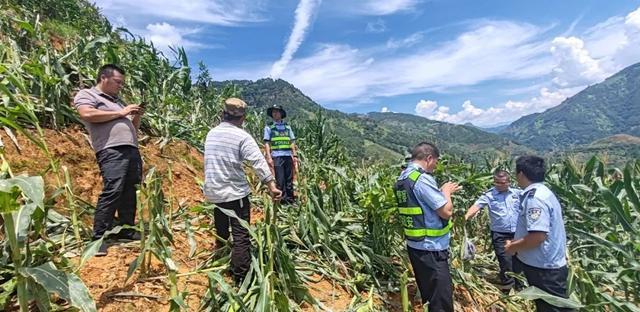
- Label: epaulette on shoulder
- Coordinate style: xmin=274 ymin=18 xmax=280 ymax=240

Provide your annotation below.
xmin=525 ymin=188 xmax=536 ymax=198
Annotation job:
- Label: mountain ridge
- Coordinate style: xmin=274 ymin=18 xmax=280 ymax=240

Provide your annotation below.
xmin=215 ymin=78 xmax=532 ymax=161
xmin=502 ymin=62 xmax=640 ymax=151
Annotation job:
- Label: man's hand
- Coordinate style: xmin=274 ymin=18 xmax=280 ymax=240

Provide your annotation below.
xmin=266 ymin=157 xmax=274 ymax=168
xmin=134 ymin=105 xmax=145 ymax=116
xmin=464 ymin=205 xmax=481 ymax=221
xmin=441 ymin=182 xmax=462 ymax=196
xmin=120 ymin=104 xmax=141 ymax=117
xmin=268 ymin=181 xmax=282 ymax=201
xmin=505 ymin=239 xmax=516 ymax=255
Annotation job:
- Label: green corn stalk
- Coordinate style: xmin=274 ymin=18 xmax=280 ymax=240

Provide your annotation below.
xmin=0 ymin=156 xmax=96 ymax=311
xmin=62 ymin=166 xmax=82 ymax=246
xmin=400 ymin=269 xmax=410 ymax=312
xmin=126 ymin=168 xmax=187 ymax=309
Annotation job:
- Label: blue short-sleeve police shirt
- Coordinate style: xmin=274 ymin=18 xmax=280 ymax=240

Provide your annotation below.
xmin=514 ymin=183 xmax=568 ymax=269
xmin=474 ymin=187 xmax=521 ymax=233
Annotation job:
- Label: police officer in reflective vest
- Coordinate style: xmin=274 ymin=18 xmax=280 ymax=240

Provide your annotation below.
xmin=264 ymin=105 xmax=297 ymax=204
xmin=394 ymin=142 xmax=461 ymax=312
xmin=505 ymin=156 xmax=572 ymax=312
xmin=464 ymin=169 xmax=521 ymax=290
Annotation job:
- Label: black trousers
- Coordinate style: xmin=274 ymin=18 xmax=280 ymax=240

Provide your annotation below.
xmin=93 ymin=146 xmax=142 ymax=239
xmin=274 ymin=156 xmax=294 ymax=203
xmin=491 ymin=231 xmax=515 ymax=286
xmin=514 ymin=257 xmax=573 ymax=312
xmin=214 ymin=196 xmax=251 ymax=283
xmin=407 ymin=247 xmax=453 ymax=312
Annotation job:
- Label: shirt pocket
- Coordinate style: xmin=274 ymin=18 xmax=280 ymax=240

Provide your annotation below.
xmin=491 ymin=199 xmax=506 ymax=211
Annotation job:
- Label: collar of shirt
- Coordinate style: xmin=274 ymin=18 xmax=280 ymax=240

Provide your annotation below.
xmin=523 ymin=182 xmax=543 ymax=193
xmin=492 ymin=187 xmax=519 ymax=195
xmin=221 ymin=121 xmax=243 ymax=129
xmin=92 ymin=87 xmax=121 ymax=103
xmin=407 ymin=162 xmax=430 ymax=174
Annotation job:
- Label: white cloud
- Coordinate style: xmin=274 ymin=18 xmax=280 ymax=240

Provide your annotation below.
xmin=278 ymin=44 xmax=374 ymax=102
xmin=414 ymin=87 xmax=583 ymax=127
xmin=415 ymin=100 xmax=438 ymax=116
xmin=272 ymin=20 xmax=552 ymax=102
xmin=144 ymin=22 xmax=204 ymax=54
xmin=582 ymin=16 xmax=626 ymax=59
xmin=550 ymin=36 xmax=607 ymax=87
xmin=217 ymin=6 xmax=640 ymax=126
xmin=271 ymin=0 xmax=322 ymax=78
xmin=381 ymin=106 xmax=389 ymax=112
xmin=582 ymin=6 xmax=640 ymax=71
xmin=386 ymin=32 xmax=424 ymax=49
xmin=366 ymin=19 xmax=387 ymax=33
xmin=358 ymin=0 xmax=420 ymax=15
xmin=95 ymin=0 xmax=265 ymax=26
xmin=614 ymin=7 xmax=640 ymax=67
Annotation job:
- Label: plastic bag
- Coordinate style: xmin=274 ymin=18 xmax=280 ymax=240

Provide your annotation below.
xmin=462 ymin=227 xmax=476 ymax=260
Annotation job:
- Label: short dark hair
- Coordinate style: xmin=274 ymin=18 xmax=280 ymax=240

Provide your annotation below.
xmin=411 ymin=142 xmax=440 ymax=161
xmin=493 ymin=169 xmax=510 ymax=178
xmin=516 ymin=155 xmax=545 ymax=183
xmin=96 ymin=64 xmax=125 ymax=84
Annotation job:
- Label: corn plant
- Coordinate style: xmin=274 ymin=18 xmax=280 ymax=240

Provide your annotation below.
xmin=0 ymin=156 xmax=95 ymax=311
xmin=126 ymin=168 xmax=187 ymax=311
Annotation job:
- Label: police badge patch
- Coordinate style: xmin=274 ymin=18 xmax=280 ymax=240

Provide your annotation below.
xmin=528 ymin=207 xmax=542 ymax=221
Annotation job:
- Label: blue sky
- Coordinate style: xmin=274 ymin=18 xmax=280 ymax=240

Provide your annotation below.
xmin=95 ymin=0 xmax=640 ymax=127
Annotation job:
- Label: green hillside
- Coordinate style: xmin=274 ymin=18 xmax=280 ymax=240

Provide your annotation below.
xmin=503 ymin=62 xmax=640 ymax=151
xmin=554 ymin=134 xmax=640 ymax=165
xmin=218 ymin=79 xmax=531 ymax=162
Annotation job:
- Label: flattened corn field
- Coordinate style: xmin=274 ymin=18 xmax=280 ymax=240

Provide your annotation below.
xmin=0 ymin=1 xmax=639 ymax=311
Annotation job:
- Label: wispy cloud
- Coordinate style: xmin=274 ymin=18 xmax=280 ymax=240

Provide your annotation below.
xmin=366 ymin=19 xmax=387 ymax=33
xmin=386 ymin=32 xmax=424 ymax=49
xmin=217 ymin=20 xmax=552 ymax=103
xmin=423 ymin=6 xmax=640 ymax=127
xmin=275 ymin=20 xmax=552 ymax=102
xmin=356 ymin=0 xmax=421 ymax=15
xmin=95 ymin=0 xmax=266 ymax=26
xmin=215 ymin=6 xmax=640 ymax=127
xmin=271 ymin=0 xmax=322 ymax=78
xmin=583 ymin=6 xmax=640 ymax=70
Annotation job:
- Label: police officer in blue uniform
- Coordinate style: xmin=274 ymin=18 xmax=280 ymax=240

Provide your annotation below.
xmin=505 ymin=156 xmax=572 ymax=312
xmin=264 ymin=105 xmax=298 ymax=204
xmin=464 ymin=169 xmax=521 ymax=289
xmin=394 ymin=142 xmax=461 ymax=312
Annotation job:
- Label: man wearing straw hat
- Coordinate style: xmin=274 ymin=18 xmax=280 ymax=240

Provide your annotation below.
xmin=204 ymin=98 xmax=282 ymax=284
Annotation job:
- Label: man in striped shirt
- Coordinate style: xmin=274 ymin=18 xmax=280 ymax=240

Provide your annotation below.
xmin=204 ymin=97 xmax=282 ymax=284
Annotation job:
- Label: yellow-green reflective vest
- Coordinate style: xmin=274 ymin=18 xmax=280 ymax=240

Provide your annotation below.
xmin=270 ymin=123 xmax=292 ymax=150
xmin=393 ymin=169 xmax=452 ymax=241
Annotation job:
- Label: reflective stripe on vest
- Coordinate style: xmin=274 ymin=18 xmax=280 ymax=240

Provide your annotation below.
xmin=404 ymin=219 xmax=453 ymax=238
xmin=270 ymin=124 xmax=291 ymax=150
xmin=394 ymin=169 xmax=452 ymax=240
